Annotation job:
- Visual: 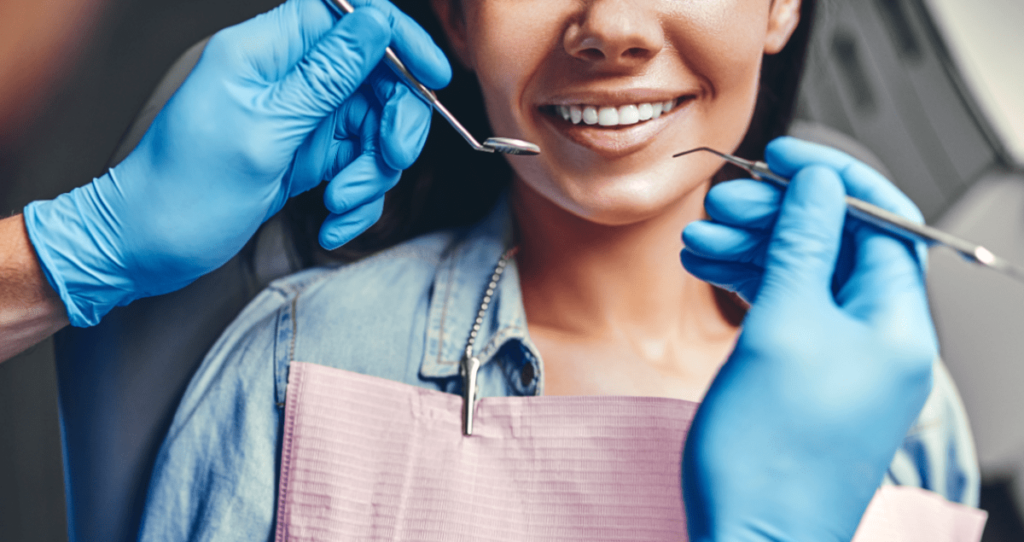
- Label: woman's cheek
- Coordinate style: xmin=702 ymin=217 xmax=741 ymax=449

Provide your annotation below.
xmin=466 ymin=2 xmax=560 ymax=92
xmin=466 ymin=7 xmax=558 ymax=138
xmin=663 ymin=1 xmax=772 ymax=89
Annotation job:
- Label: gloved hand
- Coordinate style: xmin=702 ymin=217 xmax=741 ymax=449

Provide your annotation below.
xmin=24 ymin=0 xmax=451 ymax=327
xmin=680 ymin=137 xmax=937 ymax=541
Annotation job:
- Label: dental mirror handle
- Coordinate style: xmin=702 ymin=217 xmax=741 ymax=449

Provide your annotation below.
xmin=328 ymin=0 xmax=491 ymax=152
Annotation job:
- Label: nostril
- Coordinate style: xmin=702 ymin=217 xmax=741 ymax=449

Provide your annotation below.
xmin=577 ymin=48 xmax=605 ymax=62
xmin=623 ymin=47 xmax=650 ymax=60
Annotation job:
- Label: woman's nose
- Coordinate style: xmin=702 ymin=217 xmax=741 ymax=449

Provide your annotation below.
xmin=564 ymin=0 xmax=664 ymax=69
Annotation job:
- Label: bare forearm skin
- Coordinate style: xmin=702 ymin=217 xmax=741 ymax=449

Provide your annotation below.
xmin=0 ymin=214 xmax=68 ymax=362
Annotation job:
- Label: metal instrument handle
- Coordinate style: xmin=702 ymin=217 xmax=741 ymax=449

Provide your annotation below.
xmin=328 ymin=0 xmax=487 ymax=151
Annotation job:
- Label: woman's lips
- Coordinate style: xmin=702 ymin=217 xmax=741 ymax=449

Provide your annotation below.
xmin=537 ymin=95 xmax=695 ymax=158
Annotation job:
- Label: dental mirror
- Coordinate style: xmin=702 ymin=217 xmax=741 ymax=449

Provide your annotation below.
xmin=481 ymin=137 xmax=541 ymax=155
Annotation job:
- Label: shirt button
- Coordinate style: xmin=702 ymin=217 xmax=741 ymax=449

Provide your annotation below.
xmin=521 ymin=363 xmax=535 ymax=386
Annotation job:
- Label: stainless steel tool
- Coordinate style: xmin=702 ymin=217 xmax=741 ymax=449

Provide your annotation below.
xmin=329 ymin=0 xmax=541 ymax=156
xmin=674 ymin=147 xmax=1024 ymax=283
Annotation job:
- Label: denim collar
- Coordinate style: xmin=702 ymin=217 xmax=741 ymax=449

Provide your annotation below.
xmin=418 ymin=194 xmax=539 ymax=389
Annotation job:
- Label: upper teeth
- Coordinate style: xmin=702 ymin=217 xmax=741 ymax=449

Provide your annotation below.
xmin=556 ymin=100 xmax=677 ymax=126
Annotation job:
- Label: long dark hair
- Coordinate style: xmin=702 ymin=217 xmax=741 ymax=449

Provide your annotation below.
xmin=284 ymin=0 xmax=818 ymax=266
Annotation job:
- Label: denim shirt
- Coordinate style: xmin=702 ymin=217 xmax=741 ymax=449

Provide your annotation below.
xmin=138 ymin=198 xmax=980 ymax=541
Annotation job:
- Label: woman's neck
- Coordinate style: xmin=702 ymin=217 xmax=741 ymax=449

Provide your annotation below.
xmin=512 ymin=179 xmax=739 ymax=400
xmin=513 ymin=179 xmax=739 ymax=369
xmin=516 ymin=179 xmax=733 ymax=336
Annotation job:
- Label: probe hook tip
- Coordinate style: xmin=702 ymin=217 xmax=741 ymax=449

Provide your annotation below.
xmin=672 ymin=147 xmax=714 ymax=158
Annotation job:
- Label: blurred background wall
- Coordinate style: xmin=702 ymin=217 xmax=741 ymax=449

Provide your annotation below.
xmin=0 ymin=0 xmax=1022 ymax=541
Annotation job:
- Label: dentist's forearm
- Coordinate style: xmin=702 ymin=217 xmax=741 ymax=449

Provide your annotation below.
xmin=0 ymin=214 xmax=68 ymax=363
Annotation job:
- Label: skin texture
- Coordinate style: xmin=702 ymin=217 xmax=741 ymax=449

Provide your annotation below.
xmin=0 ymin=215 xmax=68 ymax=363
xmin=432 ymin=0 xmax=800 ymax=400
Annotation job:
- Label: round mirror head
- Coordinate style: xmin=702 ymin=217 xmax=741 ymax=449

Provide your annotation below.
xmin=482 ymin=137 xmax=541 ymax=156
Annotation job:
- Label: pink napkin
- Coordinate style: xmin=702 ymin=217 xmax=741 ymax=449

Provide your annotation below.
xmin=852 ymin=486 xmax=987 ymax=542
xmin=275 ymin=361 xmax=987 ymax=542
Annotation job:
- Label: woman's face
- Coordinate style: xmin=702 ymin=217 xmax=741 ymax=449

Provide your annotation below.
xmin=434 ymin=0 xmax=801 ymax=225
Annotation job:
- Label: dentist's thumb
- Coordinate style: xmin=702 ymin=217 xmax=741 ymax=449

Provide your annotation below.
xmin=757 ymin=165 xmax=848 ymax=304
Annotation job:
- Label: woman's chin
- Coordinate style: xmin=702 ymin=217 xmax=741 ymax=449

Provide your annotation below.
xmin=517 ymin=174 xmax=708 ymax=228
xmin=567 ymin=197 xmax=690 ymax=227
xmin=507 ymin=128 xmax=723 ymax=227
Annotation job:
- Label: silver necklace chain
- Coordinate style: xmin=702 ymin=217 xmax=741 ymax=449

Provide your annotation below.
xmin=461 ymin=246 xmax=518 ymax=436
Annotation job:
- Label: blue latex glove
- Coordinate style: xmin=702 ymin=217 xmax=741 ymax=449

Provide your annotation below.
xmin=24 ymin=0 xmax=451 ymax=327
xmin=680 ymin=137 xmax=937 ymax=541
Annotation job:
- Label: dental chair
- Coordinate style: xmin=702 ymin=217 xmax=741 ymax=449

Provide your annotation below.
xmin=53 ymin=1 xmax=1024 ymax=540
xmin=52 ymin=37 xmax=308 ymax=542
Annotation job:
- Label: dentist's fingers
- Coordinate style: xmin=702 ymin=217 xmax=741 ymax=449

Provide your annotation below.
xmin=318 ymin=93 xmax=399 ymax=250
xmin=209 ymin=0 xmax=339 ymax=80
xmin=680 ymin=250 xmax=763 ymax=304
xmin=683 ymin=220 xmax=768 ymax=268
xmin=270 ymin=8 xmax=390 ymax=122
xmin=365 ymin=65 xmax=433 ymax=171
xmin=758 ymin=165 xmax=847 ymax=302
xmin=279 ymin=90 xmax=365 ymax=206
xmin=836 ymin=221 xmax=929 ymax=325
xmin=319 ymin=194 xmax=386 ymax=249
xmin=240 ymin=0 xmax=450 ymax=88
xmin=766 ymin=137 xmax=929 ymax=269
xmin=704 ymin=179 xmax=782 ymax=229
xmin=322 ymin=152 xmax=400 ymax=216
xmin=322 ymin=87 xmax=400 ymax=220
xmin=344 ymin=0 xmax=452 ymax=89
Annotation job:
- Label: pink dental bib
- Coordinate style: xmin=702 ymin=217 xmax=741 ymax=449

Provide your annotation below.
xmin=275 ymin=361 xmax=986 ymax=541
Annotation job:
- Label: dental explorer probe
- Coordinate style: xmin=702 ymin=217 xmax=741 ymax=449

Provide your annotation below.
xmin=674 ymin=147 xmax=1024 ymax=284
xmin=327 ymin=0 xmax=541 ymax=156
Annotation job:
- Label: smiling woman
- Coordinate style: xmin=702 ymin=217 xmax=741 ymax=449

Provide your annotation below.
xmin=446 ymin=0 xmax=798 ymax=221
xmin=289 ymin=0 xmax=815 ymax=262
xmin=334 ymin=0 xmax=811 ymax=400
xmin=136 ymin=0 xmax=980 ymax=540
